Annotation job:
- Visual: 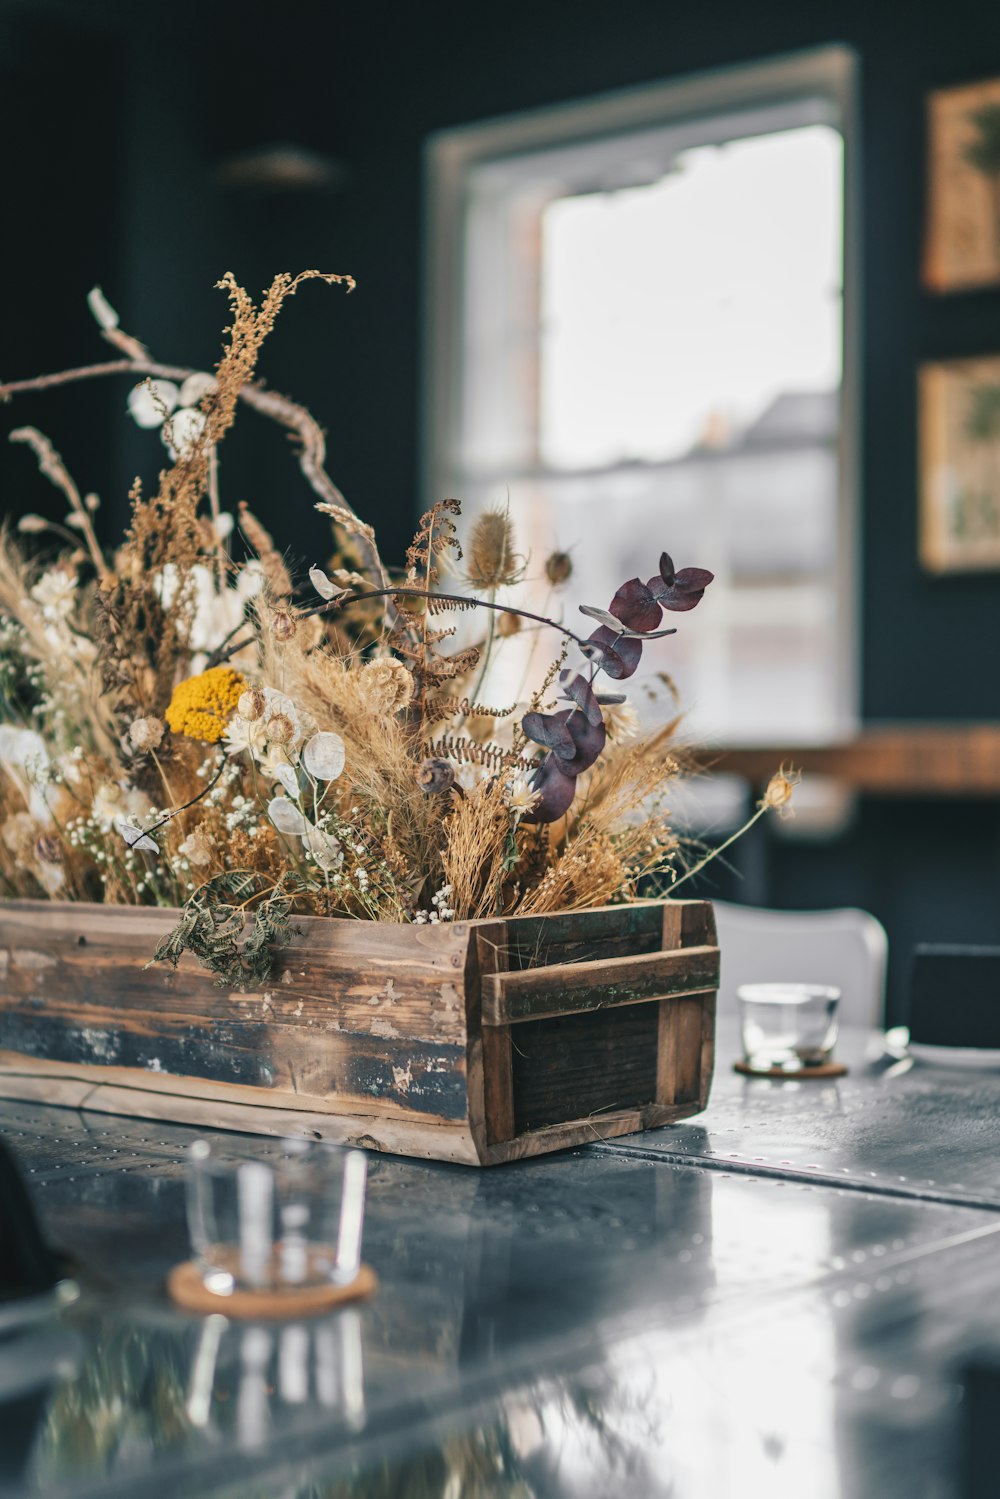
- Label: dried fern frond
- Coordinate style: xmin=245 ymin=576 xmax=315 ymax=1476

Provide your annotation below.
xmin=424 ymin=734 xmax=522 ymax=772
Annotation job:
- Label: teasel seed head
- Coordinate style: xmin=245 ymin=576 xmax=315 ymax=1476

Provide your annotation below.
xmin=466 ymin=508 xmax=521 ymax=589
xmin=497 ymin=610 xmax=521 ymax=638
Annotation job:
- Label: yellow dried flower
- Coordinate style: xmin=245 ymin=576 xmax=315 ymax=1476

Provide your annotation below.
xmin=497 ymin=610 xmax=521 ymax=638
xmin=361 ymin=657 xmax=414 ymax=713
xmin=466 ymin=508 xmax=521 ymax=589
xmin=165 ymin=666 xmax=247 ymax=742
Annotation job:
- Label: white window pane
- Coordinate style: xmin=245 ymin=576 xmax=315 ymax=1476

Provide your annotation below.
xmin=540 ymin=124 xmax=843 ymax=469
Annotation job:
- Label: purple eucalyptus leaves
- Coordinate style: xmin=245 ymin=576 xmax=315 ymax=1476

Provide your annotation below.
xmin=521 ymin=552 xmax=714 ymax=824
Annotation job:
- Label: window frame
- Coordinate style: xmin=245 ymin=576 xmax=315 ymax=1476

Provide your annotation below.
xmin=422 ymin=45 xmax=861 ymax=746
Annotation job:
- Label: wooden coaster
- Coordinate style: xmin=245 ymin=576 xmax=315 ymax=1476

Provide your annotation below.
xmin=167 ymin=1259 xmax=378 ymax=1319
xmin=734 ymin=1059 xmax=848 ymax=1079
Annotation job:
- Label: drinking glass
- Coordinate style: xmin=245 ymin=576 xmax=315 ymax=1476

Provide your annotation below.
xmin=738 ymin=983 xmax=841 ymax=1071
xmin=185 ymin=1138 xmax=368 ymax=1296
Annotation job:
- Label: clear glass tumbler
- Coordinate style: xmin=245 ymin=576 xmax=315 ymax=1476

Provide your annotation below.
xmin=738 ymin=983 xmax=841 ymax=1071
xmin=185 ymin=1138 xmax=368 ymax=1296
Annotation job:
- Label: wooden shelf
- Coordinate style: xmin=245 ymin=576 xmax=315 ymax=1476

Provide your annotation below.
xmin=706 ymin=724 xmax=1000 ymax=796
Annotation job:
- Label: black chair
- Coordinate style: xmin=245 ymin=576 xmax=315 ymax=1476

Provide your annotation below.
xmin=907 ymin=945 xmax=1000 ymax=1050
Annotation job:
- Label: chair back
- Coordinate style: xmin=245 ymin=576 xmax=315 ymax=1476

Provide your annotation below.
xmin=712 ymin=901 xmax=888 ymax=1029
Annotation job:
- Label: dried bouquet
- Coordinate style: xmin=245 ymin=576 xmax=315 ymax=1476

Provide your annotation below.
xmin=0 ymin=272 xmax=792 ymax=984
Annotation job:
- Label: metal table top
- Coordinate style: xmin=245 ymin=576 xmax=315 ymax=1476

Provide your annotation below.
xmin=2 ymin=1025 xmax=1000 ymax=1499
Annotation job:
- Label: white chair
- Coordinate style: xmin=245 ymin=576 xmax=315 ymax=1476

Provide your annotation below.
xmin=712 ymin=901 xmax=889 ymax=1029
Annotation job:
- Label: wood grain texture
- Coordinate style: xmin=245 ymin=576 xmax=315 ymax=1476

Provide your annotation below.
xmin=483 ymin=946 xmax=720 ymax=1025
xmin=0 ymin=897 xmax=720 ymax=1166
xmin=475 ymin=926 xmax=514 ymax=1146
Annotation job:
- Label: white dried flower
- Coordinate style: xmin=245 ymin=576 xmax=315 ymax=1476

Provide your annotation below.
xmin=178 ymin=830 xmax=212 ymax=867
xmin=505 ymin=773 xmax=540 ymax=820
xmin=93 ymin=782 xmax=152 ymax=829
xmin=361 ymin=657 xmax=414 ymax=713
xmin=178 ymin=372 xmax=218 ymax=406
xmin=128 ymin=716 xmax=165 ymax=753
xmin=302 ymin=732 xmax=346 ymax=782
xmin=30 ymin=566 xmax=77 ymax=621
xmin=128 ymin=379 xmax=179 ymax=429
xmin=224 ymin=715 xmax=264 ymax=756
xmin=163 ymin=406 xmax=207 ymax=460
xmin=603 ymin=700 xmax=640 ymax=742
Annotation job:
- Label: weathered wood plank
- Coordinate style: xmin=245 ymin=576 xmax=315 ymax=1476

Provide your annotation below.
xmin=510 ymin=1003 xmax=659 ymax=1134
xmin=0 ymin=1056 xmax=482 ymax=1164
xmin=483 ymin=945 xmax=720 ymax=1025
xmin=476 ymin=927 xmax=515 ymax=1146
xmin=501 ymin=901 xmax=665 ymax=971
xmin=0 ymin=897 xmax=719 ymax=1166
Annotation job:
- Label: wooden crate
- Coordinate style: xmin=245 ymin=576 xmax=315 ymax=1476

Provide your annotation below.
xmin=0 ymin=897 xmax=718 ymax=1166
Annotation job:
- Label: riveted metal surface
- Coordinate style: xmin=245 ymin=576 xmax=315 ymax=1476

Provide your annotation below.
xmin=1 ymin=1028 xmax=999 ymax=1498
xmin=607 ymin=1021 xmax=1000 ymax=1210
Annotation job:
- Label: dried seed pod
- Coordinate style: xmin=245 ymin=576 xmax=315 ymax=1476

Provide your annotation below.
xmin=33 ymin=835 xmax=63 ymax=865
xmin=266 ymin=713 xmax=295 ymax=746
xmin=497 ymin=610 xmax=521 ymax=638
xmin=544 ymin=550 xmax=573 ymax=585
xmin=238 ymin=688 xmax=266 ymax=722
xmin=416 ymin=757 xmax=455 ymax=795
xmin=271 ymin=610 xmax=297 ymax=641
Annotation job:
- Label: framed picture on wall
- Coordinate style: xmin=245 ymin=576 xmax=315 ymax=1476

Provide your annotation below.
xmin=920 ymin=356 xmax=1000 ymax=572
xmin=925 ymin=75 xmax=1000 ymax=292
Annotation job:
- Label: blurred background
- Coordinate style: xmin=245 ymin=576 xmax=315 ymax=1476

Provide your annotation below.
xmin=1 ymin=0 xmax=999 ymax=1021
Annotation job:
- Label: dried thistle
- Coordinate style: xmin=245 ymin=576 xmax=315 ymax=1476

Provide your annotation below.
xmin=465 ymin=507 xmax=521 ymax=589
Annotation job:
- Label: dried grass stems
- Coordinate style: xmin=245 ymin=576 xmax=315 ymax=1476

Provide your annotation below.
xmin=0 ymin=269 xmax=791 ymax=969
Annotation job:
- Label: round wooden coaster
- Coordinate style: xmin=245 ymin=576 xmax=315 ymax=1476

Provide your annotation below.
xmin=167 ymin=1260 xmax=378 ymax=1320
xmin=734 ymin=1059 xmax=848 ymax=1080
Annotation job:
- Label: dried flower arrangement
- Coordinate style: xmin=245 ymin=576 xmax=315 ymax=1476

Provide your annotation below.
xmin=0 ymin=272 xmax=793 ymax=985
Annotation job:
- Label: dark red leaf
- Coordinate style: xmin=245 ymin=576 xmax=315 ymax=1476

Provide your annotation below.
xmin=673 ymin=567 xmax=714 ymax=591
xmin=659 ymin=552 xmax=675 ymax=585
xmin=521 ymin=711 xmax=575 ymax=756
xmin=552 ymin=708 xmax=606 ymax=775
xmin=609 ymin=578 xmax=662 ymax=633
xmin=586 ymin=627 xmax=643 ymax=679
xmin=645 ymin=577 xmax=705 ymax=612
xmin=522 ymin=762 xmax=577 ymax=824
xmin=560 ymin=673 xmax=604 ymax=726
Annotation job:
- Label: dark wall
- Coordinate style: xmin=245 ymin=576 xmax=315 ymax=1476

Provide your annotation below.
xmin=2 ymin=0 xmax=1000 ymax=1019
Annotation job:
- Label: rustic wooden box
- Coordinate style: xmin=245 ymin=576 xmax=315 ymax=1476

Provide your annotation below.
xmin=0 ymin=897 xmax=718 ymax=1166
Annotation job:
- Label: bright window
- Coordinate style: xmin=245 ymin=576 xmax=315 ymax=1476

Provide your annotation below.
xmin=425 ymin=48 xmax=858 ymax=746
